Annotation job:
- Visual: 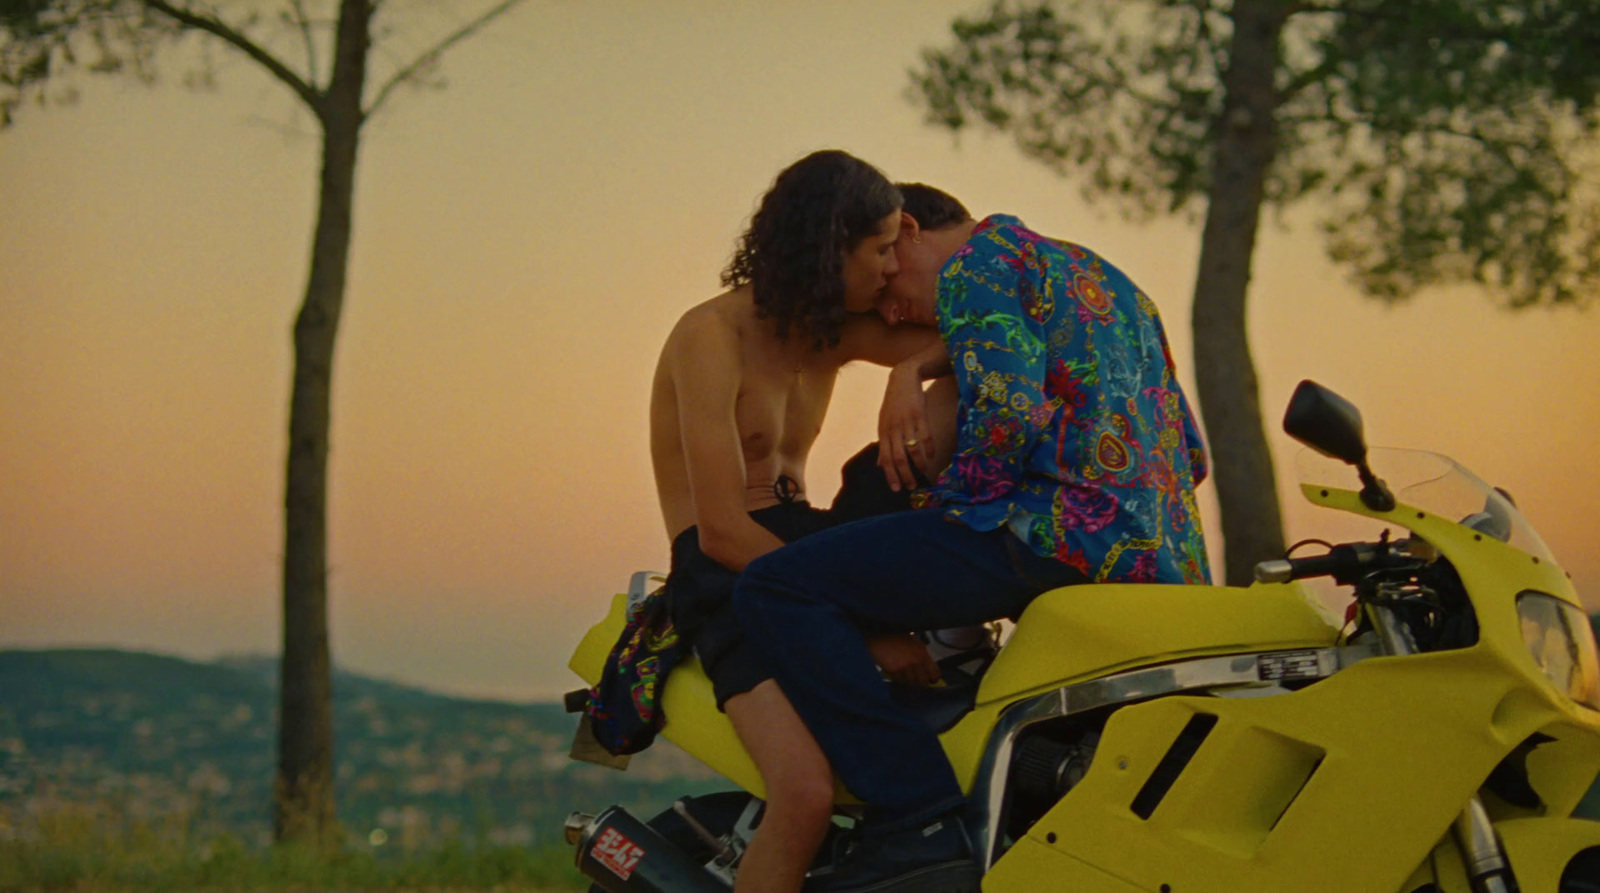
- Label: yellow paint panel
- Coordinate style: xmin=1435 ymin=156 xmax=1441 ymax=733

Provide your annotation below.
xmin=979 ymin=582 xmax=1338 ymax=704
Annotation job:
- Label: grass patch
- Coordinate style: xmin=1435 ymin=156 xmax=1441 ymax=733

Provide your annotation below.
xmin=0 ymin=804 xmax=587 ymax=892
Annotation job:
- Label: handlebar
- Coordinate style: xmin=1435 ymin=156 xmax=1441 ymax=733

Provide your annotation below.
xmin=1254 ymin=541 xmax=1415 ymax=585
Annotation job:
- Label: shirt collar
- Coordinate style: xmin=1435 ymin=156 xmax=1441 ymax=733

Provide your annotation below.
xmin=972 ymin=213 xmax=1026 ymax=236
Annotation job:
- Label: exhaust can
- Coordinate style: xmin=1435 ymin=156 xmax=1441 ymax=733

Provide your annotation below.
xmin=567 ymin=805 xmax=729 ymax=893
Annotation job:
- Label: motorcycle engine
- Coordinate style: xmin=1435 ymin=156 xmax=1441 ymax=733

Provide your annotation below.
xmin=1008 ymin=728 xmax=1100 ymax=838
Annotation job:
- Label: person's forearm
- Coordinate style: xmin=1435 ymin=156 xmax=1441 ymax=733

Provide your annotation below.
xmin=892 ymin=340 xmax=953 ymax=383
xmin=698 ymin=518 xmax=787 ymax=572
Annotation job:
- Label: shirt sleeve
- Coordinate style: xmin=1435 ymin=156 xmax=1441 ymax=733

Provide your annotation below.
xmin=938 ymin=237 xmax=1051 ymax=507
xmin=1182 ymin=401 xmax=1209 ymax=486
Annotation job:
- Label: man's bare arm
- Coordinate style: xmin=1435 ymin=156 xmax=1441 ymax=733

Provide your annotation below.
xmin=877 ymin=339 xmax=957 ymax=490
xmin=834 ymin=314 xmax=941 ymax=368
xmin=889 ymin=338 xmax=956 ymax=382
xmin=670 ymin=317 xmax=787 ymax=572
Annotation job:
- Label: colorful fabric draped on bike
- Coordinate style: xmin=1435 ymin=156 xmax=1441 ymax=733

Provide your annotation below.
xmin=582 ymin=583 xmax=683 ymax=755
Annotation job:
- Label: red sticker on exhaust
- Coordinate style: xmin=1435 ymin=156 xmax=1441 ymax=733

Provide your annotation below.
xmin=592 ymin=826 xmax=646 ymax=880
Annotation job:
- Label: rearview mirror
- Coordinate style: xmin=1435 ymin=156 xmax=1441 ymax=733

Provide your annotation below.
xmin=1283 ymin=380 xmax=1367 ymax=465
xmin=1282 ymin=380 xmax=1395 ymax=512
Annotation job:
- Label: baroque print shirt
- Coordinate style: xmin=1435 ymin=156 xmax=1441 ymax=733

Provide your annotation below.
xmin=925 ymin=215 xmax=1212 ymax=585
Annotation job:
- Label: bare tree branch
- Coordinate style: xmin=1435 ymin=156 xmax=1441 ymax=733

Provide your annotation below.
xmin=365 ymin=0 xmax=523 ymax=117
xmin=140 ymin=0 xmax=321 ymax=111
xmin=287 ymin=0 xmax=320 ymax=88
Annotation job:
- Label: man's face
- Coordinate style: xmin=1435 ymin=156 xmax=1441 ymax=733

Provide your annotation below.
xmin=841 ymin=211 xmax=902 ymax=314
xmin=876 ymin=214 xmax=940 ymax=327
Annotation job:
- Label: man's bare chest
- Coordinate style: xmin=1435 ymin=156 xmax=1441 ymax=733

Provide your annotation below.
xmin=733 ymin=372 xmax=836 ymax=457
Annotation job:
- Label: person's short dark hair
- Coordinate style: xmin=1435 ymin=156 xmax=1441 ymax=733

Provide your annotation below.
xmin=722 ymin=150 xmax=902 ymax=349
xmin=896 ymin=183 xmax=971 ymax=231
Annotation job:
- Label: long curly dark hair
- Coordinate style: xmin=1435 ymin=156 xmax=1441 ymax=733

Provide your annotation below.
xmin=722 ymin=150 xmax=901 ymax=349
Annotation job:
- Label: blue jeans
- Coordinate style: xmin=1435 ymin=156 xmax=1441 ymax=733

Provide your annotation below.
xmin=733 ymin=508 xmax=1086 ymax=834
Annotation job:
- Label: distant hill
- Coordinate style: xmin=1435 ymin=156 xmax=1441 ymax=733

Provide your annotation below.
xmin=0 ymin=649 xmax=725 ymax=849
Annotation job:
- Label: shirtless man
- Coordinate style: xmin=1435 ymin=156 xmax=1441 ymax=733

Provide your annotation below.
xmin=648 ymin=150 xmax=954 ymax=893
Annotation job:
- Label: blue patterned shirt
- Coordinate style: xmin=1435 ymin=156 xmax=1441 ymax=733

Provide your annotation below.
xmin=924 ymin=215 xmax=1211 ymax=585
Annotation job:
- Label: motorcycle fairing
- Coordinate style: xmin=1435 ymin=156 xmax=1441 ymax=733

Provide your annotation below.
xmin=984 ymin=485 xmax=1600 ymax=893
xmin=1301 ymin=481 xmax=1600 ymax=816
xmin=992 ymin=661 xmax=1567 ymax=892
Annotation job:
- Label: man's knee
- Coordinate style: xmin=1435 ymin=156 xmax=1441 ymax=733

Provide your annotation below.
xmin=767 ymin=767 xmax=836 ymax=822
xmin=727 ymin=682 xmax=836 ymax=819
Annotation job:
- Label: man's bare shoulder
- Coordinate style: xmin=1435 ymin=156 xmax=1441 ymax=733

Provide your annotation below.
xmin=661 ymin=288 xmax=750 ymax=364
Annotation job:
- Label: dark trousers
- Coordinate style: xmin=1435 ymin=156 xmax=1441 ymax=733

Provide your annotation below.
xmin=733 ymin=508 xmax=1085 ymax=834
xmin=671 ymin=444 xmax=920 ymax=709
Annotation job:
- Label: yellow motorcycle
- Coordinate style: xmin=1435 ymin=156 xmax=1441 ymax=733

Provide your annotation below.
xmin=564 ymin=381 xmax=1600 ymax=892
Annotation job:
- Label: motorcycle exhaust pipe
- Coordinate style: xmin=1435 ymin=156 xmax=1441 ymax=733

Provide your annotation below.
xmin=565 ymin=806 xmax=730 ymax=893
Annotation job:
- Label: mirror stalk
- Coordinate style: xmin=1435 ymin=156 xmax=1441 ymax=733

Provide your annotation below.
xmin=1356 ymin=464 xmax=1396 ymax=512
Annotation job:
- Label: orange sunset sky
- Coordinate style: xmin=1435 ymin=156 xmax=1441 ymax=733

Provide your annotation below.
xmin=2 ymin=1 xmax=1597 ymax=702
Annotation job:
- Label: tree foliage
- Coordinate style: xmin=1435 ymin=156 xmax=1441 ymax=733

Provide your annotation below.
xmin=913 ymin=0 xmax=1600 ymax=308
xmin=1 ymin=0 xmax=519 ymax=127
xmin=2 ymin=1 xmax=175 ymax=124
xmin=913 ymin=0 xmax=1600 ymax=586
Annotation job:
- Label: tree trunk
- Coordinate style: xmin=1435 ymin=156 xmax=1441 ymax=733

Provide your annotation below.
xmin=1190 ymin=0 xmax=1289 ymax=586
xmin=276 ymin=0 xmax=369 ymax=848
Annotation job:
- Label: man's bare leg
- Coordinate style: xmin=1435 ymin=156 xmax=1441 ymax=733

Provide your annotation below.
xmin=725 ymin=680 xmax=836 ymax=893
